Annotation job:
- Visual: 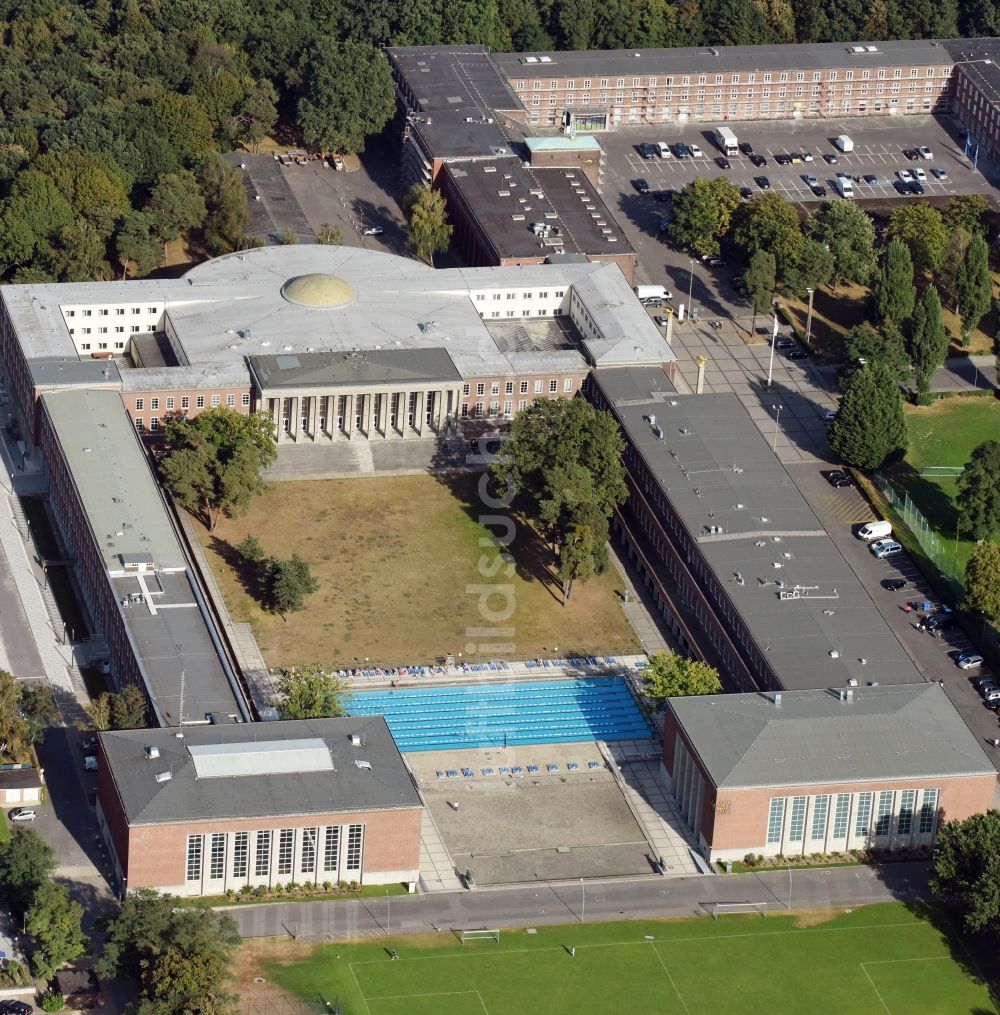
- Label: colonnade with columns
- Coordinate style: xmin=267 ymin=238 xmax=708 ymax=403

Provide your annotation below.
xmin=263 ymin=387 xmax=463 ymax=443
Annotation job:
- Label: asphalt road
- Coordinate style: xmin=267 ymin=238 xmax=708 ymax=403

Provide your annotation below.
xmin=226 ymin=863 xmax=931 ymax=940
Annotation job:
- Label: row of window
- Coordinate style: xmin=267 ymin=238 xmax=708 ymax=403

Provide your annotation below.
xmin=515 ymin=66 xmax=945 ymax=90
xmin=71 ymin=326 xmax=141 ymax=336
xmin=186 ymin=825 xmax=363 ymax=882
xmin=462 ymin=378 xmax=573 ymax=398
xmin=461 ymin=400 xmax=524 ymax=418
xmin=766 ymin=789 xmax=938 ymax=844
xmin=135 ymin=393 xmax=249 ymax=412
xmin=474 ymin=289 xmax=565 ymax=301
xmin=65 ymin=307 xmax=158 ymax=317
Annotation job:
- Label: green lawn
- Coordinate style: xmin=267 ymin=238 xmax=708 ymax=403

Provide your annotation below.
xmin=885 ymin=398 xmax=1000 ymax=583
xmin=263 ymin=904 xmax=996 ymax=1015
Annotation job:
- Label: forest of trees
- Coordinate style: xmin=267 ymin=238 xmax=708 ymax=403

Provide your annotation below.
xmin=0 ymin=0 xmax=995 ymax=287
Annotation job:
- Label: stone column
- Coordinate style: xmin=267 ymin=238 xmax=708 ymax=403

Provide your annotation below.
xmin=382 ymin=392 xmax=392 ymax=438
xmin=269 ymin=397 xmax=280 ymax=442
xmin=344 ymin=394 xmax=354 ymax=439
xmin=416 ymin=390 xmax=426 ymax=436
xmin=435 ymin=390 xmax=444 ymax=431
xmin=365 ymin=392 xmax=375 ymax=437
xmin=399 ymin=391 xmax=409 ymax=438
xmin=290 ymin=396 xmax=299 ymax=441
xmin=308 ymin=394 xmax=318 ymax=441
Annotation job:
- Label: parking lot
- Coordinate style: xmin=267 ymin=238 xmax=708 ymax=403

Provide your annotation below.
xmin=603 ymin=114 xmax=992 ymax=207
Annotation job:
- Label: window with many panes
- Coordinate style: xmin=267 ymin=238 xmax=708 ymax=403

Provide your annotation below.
xmin=787 ymin=796 xmax=807 ymax=841
xmin=227 ymin=393 xmax=236 ymax=406
xmin=563 ymin=378 xmax=573 ymax=392
xmin=766 ymin=798 xmax=785 ymax=843
xmin=875 ymin=791 xmax=894 ymax=836
xmin=520 ymin=381 xmax=528 ymax=393
xmin=166 ymin=397 xmax=175 ymax=410
xmin=186 ymin=835 xmax=203 ymax=881
xmin=919 ymin=789 xmax=938 ymax=833
xmin=897 ymin=790 xmax=916 ymax=836
xmin=548 ymin=379 xmax=557 ymax=392
xmin=854 ymin=792 xmax=873 ymax=837
xmin=534 ymin=380 xmax=543 ymax=393
xmin=211 ymin=394 xmax=221 ymax=407
xmin=323 ymin=826 xmax=341 ymax=872
xmin=135 ymin=398 xmax=144 ymax=411
xmin=476 ymin=383 xmax=485 ymax=396
xmin=196 ymin=395 xmax=205 ymax=408
xmin=277 ymin=829 xmax=294 ymax=875
xmin=505 ymin=381 xmax=513 ymax=394
xmin=242 ymin=393 xmax=251 ymax=406
xmin=255 ymin=830 xmax=271 ymax=877
xmin=832 ymin=794 xmax=851 ymax=838
xmin=300 ymin=827 xmax=318 ymax=875
xmin=345 ymin=824 xmax=363 ymax=871
xmin=181 ymin=396 xmax=190 ymax=409
xmin=209 ymin=832 xmax=226 ymax=879
xmin=811 ymin=795 xmax=829 ymax=840
xmin=232 ymin=831 xmax=249 ymax=879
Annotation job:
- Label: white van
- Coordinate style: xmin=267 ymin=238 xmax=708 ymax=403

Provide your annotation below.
xmin=656 ymin=142 xmax=671 ymax=159
xmin=634 ymin=285 xmax=672 ymax=302
xmin=857 ymin=520 xmax=892 ymax=541
xmin=835 ymin=134 xmax=854 ymax=152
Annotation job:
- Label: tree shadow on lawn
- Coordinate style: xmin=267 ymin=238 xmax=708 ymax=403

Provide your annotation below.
xmin=208 ymin=535 xmax=267 ymax=605
xmin=429 ymin=465 xmax=567 ymax=606
xmin=882 ymin=458 xmax=960 ymax=540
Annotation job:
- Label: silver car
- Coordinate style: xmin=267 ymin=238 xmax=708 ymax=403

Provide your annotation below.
xmin=8 ymin=808 xmax=35 ymax=822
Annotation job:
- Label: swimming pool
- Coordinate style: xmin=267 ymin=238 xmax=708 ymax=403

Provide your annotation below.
xmin=346 ymin=677 xmax=652 ymax=752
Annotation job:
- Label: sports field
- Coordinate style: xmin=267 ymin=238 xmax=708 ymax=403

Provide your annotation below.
xmin=261 ymin=903 xmax=996 ymax=1015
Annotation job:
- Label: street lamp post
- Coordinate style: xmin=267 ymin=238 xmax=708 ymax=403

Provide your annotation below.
xmin=804 ymin=287 xmax=815 ymax=348
xmin=771 ymin=404 xmax=783 ymax=455
xmin=687 ymin=260 xmax=695 ymax=325
xmin=765 ymin=311 xmax=778 ymax=388
xmin=580 ymin=878 xmax=585 ymax=922
xmin=386 ymin=889 xmax=391 ymax=936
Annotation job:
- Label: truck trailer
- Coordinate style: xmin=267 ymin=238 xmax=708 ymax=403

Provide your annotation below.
xmin=714 ymin=126 xmax=738 ymax=156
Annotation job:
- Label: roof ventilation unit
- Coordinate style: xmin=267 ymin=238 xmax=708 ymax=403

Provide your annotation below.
xmin=773 ymin=692 xmax=782 ymax=706
xmin=145 ymin=745 xmax=160 ymax=760
xmin=155 ymin=770 xmax=173 ymax=783
xmin=350 ymin=733 xmax=362 ymax=747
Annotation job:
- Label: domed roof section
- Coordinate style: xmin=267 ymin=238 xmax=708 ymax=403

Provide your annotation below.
xmin=280 ymin=273 xmax=357 ymax=309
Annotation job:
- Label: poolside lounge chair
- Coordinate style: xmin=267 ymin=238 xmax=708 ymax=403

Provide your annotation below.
xmin=546 ymin=763 xmax=559 ymax=773
xmin=567 ymin=762 xmax=580 ymax=771
xmin=462 ymin=768 xmax=474 ymax=777
xmin=435 ymin=771 xmax=445 ymax=779
xmin=446 ymin=769 xmax=459 ymax=778
xmin=526 ymin=764 xmax=540 ymax=774
xmin=481 ymin=768 xmax=495 ymax=776
xmin=499 ymin=766 xmax=512 ymax=776
xmin=587 ymin=761 xmax=602 ymax=770
xmin=511 ymin=765 xmax=524 ymax=776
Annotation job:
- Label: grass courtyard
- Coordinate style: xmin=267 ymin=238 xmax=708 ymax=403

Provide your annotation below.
xmin=253 ymin=903 xmax=997 ymax=1015
xmin=883 ymin=397 xmax=1000 ymax=582
xmin=197 ymin=473 xmax=638 ymax=668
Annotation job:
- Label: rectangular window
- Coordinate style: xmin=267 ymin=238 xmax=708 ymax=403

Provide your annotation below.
xmin=135 ymin=398 xmax=144 ymax=411
xmin=150 ymin=417 xmax=159 ymax=432
xmin=919 ymin=789 xmax=938 ymax=834
xmin=150 ymin=397 xmax=159 ymax=410
xmin=114 ymin=308 xmax=123 ymax=316
xmin=462 ymin=383 xmax=470 ymax=396
xmin=520 ymin=381 xmax=528 ymax=394
xmin=211 ymin=394 xmax=221 ymax=407
xmin=503 ymin=400 xmax=512 ymax=416
xmin=131 ymin=306 xmax=141 ymax=314
xmin=166 ymin=396 xmax=175 ymax=410
xmin=254 ymin=831 xmax=271 ymax=877
xmin=345 ymin=824 xmax=363 ymax=871
xmin=475 ymin=402 xmax=483 ymax=417
xmin=134 ymin=418 xmax=143 ymax=431
xmin=147 ymin=307 xmax=157 ymax=315
xmin=563 ymin=378 xmax=573 ymax=392
xmin=491 ymin=382 xmax=499 ymax=396
xmin=476 ymin=383 xmax=485 ymax=396
xmin=833 ymin=794 xmax=851 ymax=838
xmin=83 ymin=309 xmax=92 ymax=317
xmin=242 ymin=392 xmax=251 ymax=406
xmin=875 ymin=791 xmax=894 ymax=836
xmin=186 ymin=835 xmax=202 ymax=881
xmin=461 ymin=404 xmax=469 ymax=418
xmin=855 ymin=792 xmax=873 ymax=838
xmin=548 ymin=379 xmax=557 ymax=393
xmin=227 ymin=393 xmax=236 ymax=407
xmin=209 ymin=832 xmax=226 ymax=880
xmin=788 ymin=796 xmax=807 ymax=841
xmin=505 ymin=381 xmax=513 ymax=394
xmin=300 ymin=827 xmax=318 ymax=875
xmin=766 ymin=798 xmax=785 ymax=843
xmin=181 ymin=396 xmax=190 ymax=409
xmin=897 ymin=790 xmax=916 ymax=836
xmin=534 ymin=380 xmax=543 ymax=394
xmin=196 ymin=395 xmax=205 ymax=408
xmin=277 ymin=829 xmax=294 ymax=875
xmin=323 ymin=826 xmax=341 ymax=872
xmin=518 ymin=399 xmax=527 ymax=411
xmin=811 ymin=795 xmax=829 ymax=840
xmin=232 ymin=831 xmax=249 ymax=879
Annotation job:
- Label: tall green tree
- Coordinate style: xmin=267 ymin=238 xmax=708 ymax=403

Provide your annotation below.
xmin=0 ymin=827 xmax=56 ymax=912
xmin=405 ymin=184 xmax=453 ymax=267
xmin=146 ymin=170 xmax=207 ymax=263
xmin=931 ymin=810 xmax=1000 ymax=934
xmin=161 ymin=408 xmax=277 ymax=531
xmin=268 ymin=554 xmax=319 ymax=618
xmin=743 ymin=249 xmax=776 ymax=336
xmin=808 ymin=200 xmax=877 ymax=289
xmin=841 ymin=321 xmax=910 ymax=385
xmin=875 ymin=237 xmax=916 ymax=324
xmin=944 ymin=194 xmax=990 ymax=237
xmin=641 ymin=652 xmax=721 ymax=701
xmin=782 ymin=236 xmax=834 ymax=298
xmin=731 ymin=192 xmax=803 ymax=286
xmin=907 ymin=285 xmax=948 ymax=405
xmin=964 ymin=541 xmax=1000 ymax=621
xmin=277 ymin=665 xmax=347 ymax=719
xmin=115 ymin=211 xmax=162 ymax=279
xmin=200 ymin=156 xmax=248 ymax=256
xmin=957 ymin=440 xmax=1000 ymax=541
xmin=887 ymin=203 xmax=949 ymax=274
xmin=558 ymin=520 xmax=598 ymax=603
xmin=668 ymin=177 xmax=741 ymax=257
xmin=297 ymin=41 xmax=396 ymax=154
xmin=25 ymin=880 xmax=88 ymax=979
xmin=233 ymin=82 xmax=279 ymax=154
xmin=955 ymin=232 xmax=992 ymax=346
xmin=828 ymin=360 xmax=907 ymax=471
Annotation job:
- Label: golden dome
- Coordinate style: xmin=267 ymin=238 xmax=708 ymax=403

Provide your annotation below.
xmin=280 ymin=273 xmax=357 ymax=309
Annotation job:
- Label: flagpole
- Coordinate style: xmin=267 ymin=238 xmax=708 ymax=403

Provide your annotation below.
xmin=766 ymin=313 xmax=778 ymax=388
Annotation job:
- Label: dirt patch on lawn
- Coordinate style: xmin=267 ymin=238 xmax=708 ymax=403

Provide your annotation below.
xmin=792 ymin=907 xmax=851 ymax=928
xmin=234 ymin=938 xmax=322 ymax=1005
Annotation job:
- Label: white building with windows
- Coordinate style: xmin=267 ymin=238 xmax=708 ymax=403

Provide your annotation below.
xmin=95 ymin=717 xmax=422 ymax=897
xmin=662 ymin=683 xmax=996 ymax=863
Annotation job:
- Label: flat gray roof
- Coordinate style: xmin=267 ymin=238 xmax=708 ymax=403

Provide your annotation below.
xmin=100 ymin=716 xmax=421 ymax=825
xmin=595 ymin=367 xmax=920 ymax=690
xmin=669 ymin=683 xmax=996 ymax=789
xmin=947 ymin=38 xmax=1000 ymax=109
xmin=41 ymin=389 xmax=185 ymax=571
xmin=249 ymin=348 xmax=462 ymax=389
xmin=493 ymin=38 xmax=960 ymax=79
xmin=29 ymin=358 xmax=122 ymax=390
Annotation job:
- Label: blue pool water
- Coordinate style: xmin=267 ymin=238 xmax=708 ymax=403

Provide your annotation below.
xmin=346 ymin=677 xmax=652 ymax=752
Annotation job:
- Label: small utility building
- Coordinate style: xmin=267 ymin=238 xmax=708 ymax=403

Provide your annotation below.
xmin=96 ymin=717 xmax=422 ymax=896
xmin=663 ymin=683 xmax=996 ymax=862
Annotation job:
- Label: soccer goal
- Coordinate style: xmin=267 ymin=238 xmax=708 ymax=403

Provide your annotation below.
xmin=710 ymin=901 xmax=768 ymax=919
xmin=460 ymin=928 xmax=501 ymax=944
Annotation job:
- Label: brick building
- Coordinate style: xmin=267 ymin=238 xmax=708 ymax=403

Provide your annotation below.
xmin=96 ymin=717 xmax=422 ymax=896
xmin=663 ymin=683 xmax=996 ymax=862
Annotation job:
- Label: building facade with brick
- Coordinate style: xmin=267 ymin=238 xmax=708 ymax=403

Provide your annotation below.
xmin=96 ymin=717 xmax=422 ymax=897
xmin=662 ymin=684 xmax=997 ymax=863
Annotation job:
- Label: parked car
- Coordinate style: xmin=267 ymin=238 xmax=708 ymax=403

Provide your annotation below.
xmin=689 ymin=144 xmax=705 ymax=158
xmin=822 ymin=410 xmax=838 ymax=422
xmin=801 ymin=151 xmax=814 ymax=162
xmin=705 ymin=256 xmax=724 ymax=267
xmin=823 ymin=153 xmax=839 ymax=164
xmin=715 ymin=156 xmax=731 ymax=169
xmin=655 ymin=189 xmax=672 ymax=202
xmin=862 ymin=174 xmax=878 ymax=185
xmin=903 ymin=148 xmax=919 ymax=160
xmin=774 ymin=337 xmax=795 ymax=350
xmin=881 ymin=578 xmax=906 ymax=591
xmin=893 ymin=180 xmax=910 ymax=195
xmin=910 ymin=179 xmax=924 ymax=195
xmin=638 ymin=143 xmax=657 ymax=159
xmin=922 ymin=613 xmax=957 ymax=634
xmin=0 ymin=1002 xmax=33 ymax=1014
xmin=918 ymin=145 xmax=933 ymax=160
xmin=739 ymin=186 xmax=753 ymax=201
xmin=913 ymin=167 xmax=927 ymax=182
xmin=812 ymin=184 xmax=827 ymax=197
xmin=674 ymin=143 xmax=690 ymax=158
xmin=750 ymin=153 xmax=767 ymax=167
xmin=656 ymin=142 xmax=672 ymax=159
xmin=984 ymin=688 xmax=1000 ymax=703
xmin=755 ymin=175 xmax=771 ymax=190
xmin=789 ymin=153 xmax=802 ymax=165
xmin=870 ymin=539 xmax=903 ymax=559
xmin=785 ymin=349 xmax=808 ymax=360
xmin=361 ymin=225 xmax=383 ymax=236
xmin=653 ymin=316 xmax=670 ymax=327
xmin=957 ymin=653 xmax=984 ymax=670
xmin=739 ymin=142 xmax=754 ymax=156
xmin=7 ymin=808 xmax=35 ymax=823
xmin=932 ymin=167 xmax=948 ymax=180
xmin=633 ymin=178 xmax=651 ymax=194
xmin=79 ymin=735 xmax=98 ymax=753
xmin=822 ymin=469 xmax=853 ymax=488
xmin=803 ymin=174 xmax=818 ymax=187
xmin=775 ymin=153 xmax=791 ymax=166
xmin=897 ymin=169 xmax=914 ymax=184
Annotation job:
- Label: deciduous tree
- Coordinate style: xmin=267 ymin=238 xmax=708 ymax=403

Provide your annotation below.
xmin=944 ymin=194 xmax=989 ymax=236
xmin=641 ymin=652 xmax=721 ymax=701
xmin=0 ymin=827 xmax=56 ymax=912
xmin=907 ymin=285 xmax=948 ymax=405
xmin=808 ymin=200 xmax=876 ymax=289
xmin=668 ymin=177 xmax=741 ymax=257
xmin=115 ymin=211 xmax=162 ymax=278
xmin=26 ymin=880 xmax=88 ymax=979
xmin=964 ymin=541 xmax=1000 ymax=621
xmin=841 ymin=321 xmax=910 ymax=385
xmin=146 ymin=170 xmax=207 ymax=263
xmin=743 ymin=249 xmax=776 ymax=336
xmin=406 ymin=184 xmax=453 ymax=267
xmin=199 ymin=156 xmax=248 ymax=256
xmin=932 ymin=809 xmax=1000 ymax=934
xmin=731 ymin=192 xmax=803 ymax=286
xmin=278 ymin=665 xmax=347 ymax=719
xmin=268 ymin=554 xmax=319 ymax=618
xmin=887 ymin=203 xmax=949 ymax=274
xmin=955 ymin=232 xmax=992 ymax=346
xmin=957 ymin=439 xmax=1000 ymax=540
xmin=828 ymin=360 xmax=907 ymax=471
